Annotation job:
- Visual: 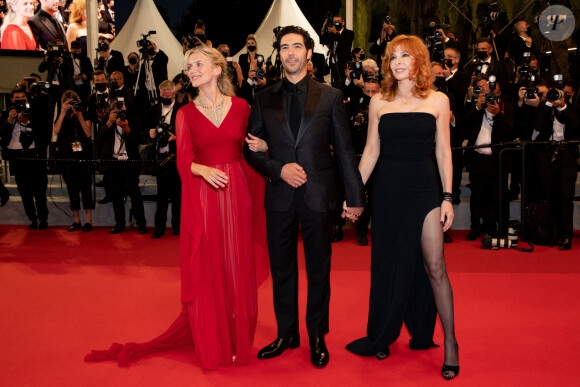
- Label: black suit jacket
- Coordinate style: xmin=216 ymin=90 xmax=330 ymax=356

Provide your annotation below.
xmin=243 ymin=77 xmax=365 ymax=213
xmin=95 ymin=50 xmax=125 ymax=76
xmin=464 ymin=57 xmax=510 ymax=92
xmin=146 ymin=100 xmax=185 ymax=154
xmin=28 ymin=9 xmax=67 ymax=50
xmin=38 ymin=54 xmax=75 ymax=92
xmin=535 ymin=103 xmax=580 ymax=158
xmin=137 ymin=50 xmax=169 ymax=91
xmin=320 ymin=28 xmax=354 ymax=81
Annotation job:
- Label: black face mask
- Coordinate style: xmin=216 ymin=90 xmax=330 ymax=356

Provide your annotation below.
xmin=128 ymin=57 xmax=138 ymax=65
xmin=196 ymin=34 xmax=206 ymax=42
xmin=477 ymin=50 xmax=489 ymax=61
xmin=359 ymin=53 xmax=365 ymax=60
xmin=247 ymin=45 xmax=256 ymax=52
xmin=219 ymin=51 xmax=228 ymax=58
xmin=72 ymin=53 xmax=81 ymax=59
xmin=434 ymin=76 xmax=447 ymax=89
xmin=334 ymin=22 xmax=343 ymax=31
xmin=161 ymin=97 xmax=173 ymax=106
xmin=110 ymin=81 xmax=119 ymax=90
xmin=95 ymin=83 xmax=107 ymax=92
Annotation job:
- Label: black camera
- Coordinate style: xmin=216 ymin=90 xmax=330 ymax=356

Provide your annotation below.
xmin=69 ymin=100 xmax=85 ymax=112
xmin=324 ymin=11 xmax=334 ymax=29
xmin=13 ymin=101 xmax=32 ymax=119
xmin=443 ymin=58 xmax=453 ymax=69
xmin=97 ymin=42 xmax=109 ymax=52
xmin=384 ymin=16 xmax=392 ymax=25
xmin=95 ymin=94 xmax=109 ymax=112
xmin=46 ymin=42 xmax=64 ymax=58
xmin=137 ymin=31 xmax=156 ymax=54
xmin=29 ymin=81 xmax=50 ymax=94
xmin=546 ymin=74 xmax=564 ymax=102
xmin=484 ymin=75 xmax=499 ymax=106
xmin=524 ymin=86 xmax=538 ymax=100
xmin=116 ymin=110 xmax=127 ymax=121
xmin=481 ymin=221 xmax=520 ymax=249
xmin=155 ymin=122 xmax=173 ymax=148
xmin=186 ymin=33 xmax=204 ymax=48
xmin=349 ymin=61 xmax=363 ymax=80
xmin=255 ymin=55 xmax=265 ymax=79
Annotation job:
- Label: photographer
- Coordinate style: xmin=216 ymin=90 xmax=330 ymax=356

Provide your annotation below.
xmin=94 ymin=36 xmax=124 ymax=77
xmin=136 ymin=38 xmax=168 ymax=107
xmin=533 ymin=77 xmax=579 ymax=250
xmin=53 ymin=90 xmax=93 ymax=232
xmin=239 ymin=58 xmax=269 ymax=106
xmin=38 ymin=39 xmax=74 ymax=112
xmin=507 ymin=21 xmax=537 ymax=68
xmin=1 ymin=88 xmax=49 ymax=230
xmin=70 ymin=39 xmax=93 ymax=102
xmin=123 ymin=52 xmax=140 ymax=90
xmin=182 ymin=19 xmax=212 ymax=52
xmin=320 ymin=14 xmax=354 ymax=82
xmin=86 ymin=70 xmax=111 ymax=122
xmin=464 ymin=75 xmax=514 ymax=241
xmin=464 ymin=38 xmax=510 ymax=95
xmin=238 ymin=34 xmax=259 ymax=80
xmin=96 ymin=98 xmax=147 ymax=234
xmin=369 ymin=16 xmax=396 ymax=70
xmin=146 ymin=80 xmax=184 ymax=239
xmin=218 ymin=44 xmax=243 ymax=89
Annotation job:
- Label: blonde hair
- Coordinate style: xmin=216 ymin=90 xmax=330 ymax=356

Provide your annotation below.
xmin=159 ymin=80 xmax=176 ymax=92
xmin=380 ymin=35 xmax=433 ymax=101
xmin=1 ymin=0 xmax=28 ymax=38
xmin=69 ymin=0 xmax=86 ymax=25
xmin=184 ymin=45 xmax=235 ymax=97
xmin=61 ymin=90 xmax=81 ymax=104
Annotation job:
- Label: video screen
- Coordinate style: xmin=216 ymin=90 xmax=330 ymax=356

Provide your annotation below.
xmin=0 ymin=0 xmax=115 ymax=55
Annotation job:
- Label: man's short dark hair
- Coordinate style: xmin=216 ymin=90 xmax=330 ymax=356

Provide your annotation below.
xmin=10 ymin=87 xmax=27 ymax=99
xmin=93 ymin=70 xmax=106 ymax=80
xmin=276 ymin=26 xmax=315 ymax=51
xmin=71 ymin=40 xmax=83 ymax=50
xmin=477 ymin=38 xmax=492 ymax=47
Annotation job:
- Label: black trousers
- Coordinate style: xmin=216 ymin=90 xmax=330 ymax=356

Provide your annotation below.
xmin=538 ymin=145 xmax=578 ymax=239
xmin=104 ymin=164 xmax=146 ymax=227
xmin=154 ymin=161 xmax=181 ymax=231
xmin=266 ymin=188 xmax=334 ymax=338
xmin=451 ymin=140 xmax=464 ymax=197
xmin=62 ymin=163 xmax=94 ymax=211
xmin=469 ymin=152 xmax=500 ymax=234
xmin=10 ymin=156 xmax=48 ymax=223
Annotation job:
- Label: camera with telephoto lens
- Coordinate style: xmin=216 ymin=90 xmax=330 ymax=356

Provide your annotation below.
xmin=481 ymin=221 xmax=520 ymax=249
xmin=324 ymin=11 xmax=334 ymax=30
xmin=525 ymin=84 xmax=539 ymax=100
xmin=97 ymin=42 xmax=109 ymax=52
xmin=546 ymin=74 xmax=564 ymax=102
xmin=483 ymin=75 xmax=499 ymax=107
xmin=155 ymin=121 xmax=173 ymax=149
xmin=256 ymin=55 xmax=265 ymax=79
xmin=137 ymin=31 xmax=156 ymax=55
xmin=46 ymin=42 xmax=64 ymax=59
xmin=349 ymin=61 xmax=363 ymax=80
xmin=30 ymin=81 xmax=50 ymax=94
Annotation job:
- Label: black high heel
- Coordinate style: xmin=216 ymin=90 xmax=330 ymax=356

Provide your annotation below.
xmin=441 ymin=364 xmax=460 ymax=380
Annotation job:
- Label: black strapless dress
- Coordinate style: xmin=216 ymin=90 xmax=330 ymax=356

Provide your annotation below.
xmin=347 ymin=113 xmax=440 ymax=356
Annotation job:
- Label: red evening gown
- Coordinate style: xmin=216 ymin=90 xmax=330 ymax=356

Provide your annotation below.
xmin=0 ymin=24 xmax=37 ymax=50
xmin=85 ymin=97 xmax=269 ymax=370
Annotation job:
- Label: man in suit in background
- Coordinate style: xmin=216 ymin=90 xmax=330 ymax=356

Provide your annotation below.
xmin=243 ymin=26 xmax=365 ymax=368
xmin=320 ymin=15 xmax=354 ymax=83
xmin=94 ymin=36 xmax=124 ymax=77
xmin=28 ymin=0 xmax=68 ymax=50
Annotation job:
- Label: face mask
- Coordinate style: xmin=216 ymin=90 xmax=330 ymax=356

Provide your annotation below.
xmin=196 ymin=34 xmax=206 ymax=42
xmin=72 ymin=52 xmax=81 ymax=59
xmin=477 ymin=50 xmax=489 ymax=61
xmin=111 ymin=81 xmax=119 ymax=90
xmin=95 ymin=83 xmax=107 ymax=92
xmin=334 ymin=22 xmax=343 ymax=31
xmin=247 ymin=45 xmax=256 ymax=52
xmin=434 ymin=76 xmax=447 ymax=89
xmin=359 ymin=53 xmax=365 ymax=60
xmin=128 ymin=57 xmax=138 ymax=65
xmin=219 ymin=51 xmax=228 ymax=58
xmin=161 ymin=97 xmax=173 ymax=106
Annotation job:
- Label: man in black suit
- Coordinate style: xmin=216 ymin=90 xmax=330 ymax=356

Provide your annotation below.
xmin=146 ymin=80 xmax=184 ymax=239
xmin=464 ymin=38 xmax=510 ymax=94
xmin=94 ymin=36 xmax=124 ymax=77
xmin=136 ymin=40 xmax=168 ymax=107
xmin=464 ymin=76 xmax=514 ymax=240
xmin=70 ymin=40 xmax=93 ymax=102
xmin=243 ymin=26 xmax=365 ymax=368
xmin=28 ymin=0 xmax=68 ymax=50
xmin=320 ymin=15 xmax=354 ymax=83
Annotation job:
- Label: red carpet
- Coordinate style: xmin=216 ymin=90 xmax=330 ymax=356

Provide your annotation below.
xmin=1 ymin=225 xmax=579 ymax=386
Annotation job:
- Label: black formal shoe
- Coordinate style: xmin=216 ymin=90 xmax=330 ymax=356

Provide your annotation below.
xmin=465 ymin=231 xmax=480 ymax=241
xmin=309 ymin=336 xmax=329 ymax=367
xmin=443 ymin=232 xmax=453 ymax=243
xmin=109 ymin=225 xmax=126 ymax=234
xmin=442 ymin=364 xmax=460 ymax=380
xmin=82 ymin=223 xmax=92 ymax=232
xmin=68 ymin=222 xmax=82 ymax=232
xmin=375 ymin=348 xmax=390 ymax=360
xmin=97 ymin=197 xmax=111 ymax=204
xmin=28 ymin=221 xmax=38 ymax=230
xmin=151 ymin=229 xmax=165 ymax=239
xmin=357 ymin=229 xmax=368 ymax=246
xmin=138 ymin=225 xmax=148 ymax=234
xmin=173 ymin=229 xmax=180 ymax=236
xmin=38 ymin=220 xmax=48 ymax=230
xmin=257 ymin=336 xmax=300 ymax=359
xmin=558 ymin=238 xmax=572 ymax=250
xmin=332 ymin=226 xmax=343 ymax=242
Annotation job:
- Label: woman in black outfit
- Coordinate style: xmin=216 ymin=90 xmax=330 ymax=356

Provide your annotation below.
xmin=238 ymin=34 xmax=259 ymax=80
xmin=53 ymin=90 xmax=94 ymax=231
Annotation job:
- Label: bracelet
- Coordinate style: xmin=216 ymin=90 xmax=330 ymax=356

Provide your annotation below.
xmin=442 ymin=192 xmax=453 ymax=203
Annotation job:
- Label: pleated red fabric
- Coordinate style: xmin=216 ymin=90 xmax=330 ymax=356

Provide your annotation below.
xmin=85 ymin=97 xmax=269 ymax=370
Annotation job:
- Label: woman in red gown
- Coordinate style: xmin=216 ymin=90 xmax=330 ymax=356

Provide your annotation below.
xmin=85 ymin=45 xmax=268 ymax=370
xmin=0 ymin=0 xmax=37 ymax=50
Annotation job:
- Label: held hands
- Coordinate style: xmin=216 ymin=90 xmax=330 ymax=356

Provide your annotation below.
xmin=440 ymin=201 xmax=454 ymax=232
xmin=341 ymin=201 xmax=364 ymax=221
xmin=194 ymin=164 xmax=229 ymax=189
xmin=281 ymin=163 xmax=307 ymax=188
xmin=245 ymin=133 xmax=268 ymax=152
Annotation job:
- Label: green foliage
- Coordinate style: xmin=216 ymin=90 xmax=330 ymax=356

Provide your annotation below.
xmin=354 ymin=0 xmax=372 ymax=48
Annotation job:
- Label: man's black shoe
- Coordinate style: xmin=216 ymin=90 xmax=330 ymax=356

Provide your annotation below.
xmin=109 ymin=225 xmax=126 ymax=234
xmin=28 ymin=221 xmax=38 ymax=230
xmin=332 ymin=226 xmax=343 ymax=242
xmin=357 ymin=229 xmax=368 ymax=246
xmin=38 ymin=220 xmax=48 ymax=230
xmin=68 ymin=222 xmax=82 ymax=232
xmin=309 ymin=336 xmax=329 ymax=367
xmin=151 ymin=229 xmax=165 ymax=239
xmin=257 ymin=336 xmax=300 ymax=359
xmin=465 ymin=231 xmax=480 ymax=241
xmin=558 ymin=238 xmax=572 ymax=250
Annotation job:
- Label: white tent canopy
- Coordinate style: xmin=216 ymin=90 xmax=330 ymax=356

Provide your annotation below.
xmin=110 ymin=0 xmax=185 ymax=79
xmin=233 ymin=0 xmax=328 ymax=62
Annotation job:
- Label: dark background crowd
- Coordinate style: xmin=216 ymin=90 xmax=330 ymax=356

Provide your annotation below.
xmin=0 ymin=0 xmax=579 ymax=249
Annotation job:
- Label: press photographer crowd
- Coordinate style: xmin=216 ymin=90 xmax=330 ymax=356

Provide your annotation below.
xmin=0 ymin=1 xmax=579 ymax=250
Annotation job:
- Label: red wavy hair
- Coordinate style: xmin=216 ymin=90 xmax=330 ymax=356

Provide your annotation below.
xmin=380 ymin=35 xmax=433 ymax=101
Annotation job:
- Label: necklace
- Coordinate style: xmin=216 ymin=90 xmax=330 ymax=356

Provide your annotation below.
xmin=195 ymin=94 xmax=225 ymax=126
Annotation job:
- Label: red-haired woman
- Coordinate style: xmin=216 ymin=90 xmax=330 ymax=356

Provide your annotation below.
xmin=345 ymin=35 xmax=459 ymax=380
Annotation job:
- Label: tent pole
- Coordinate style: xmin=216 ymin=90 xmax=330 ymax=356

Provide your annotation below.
xmin=346 ymin=0 xmax=353 ymax=31
xmin=86 ymin=0 xmax=99 ymax=61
